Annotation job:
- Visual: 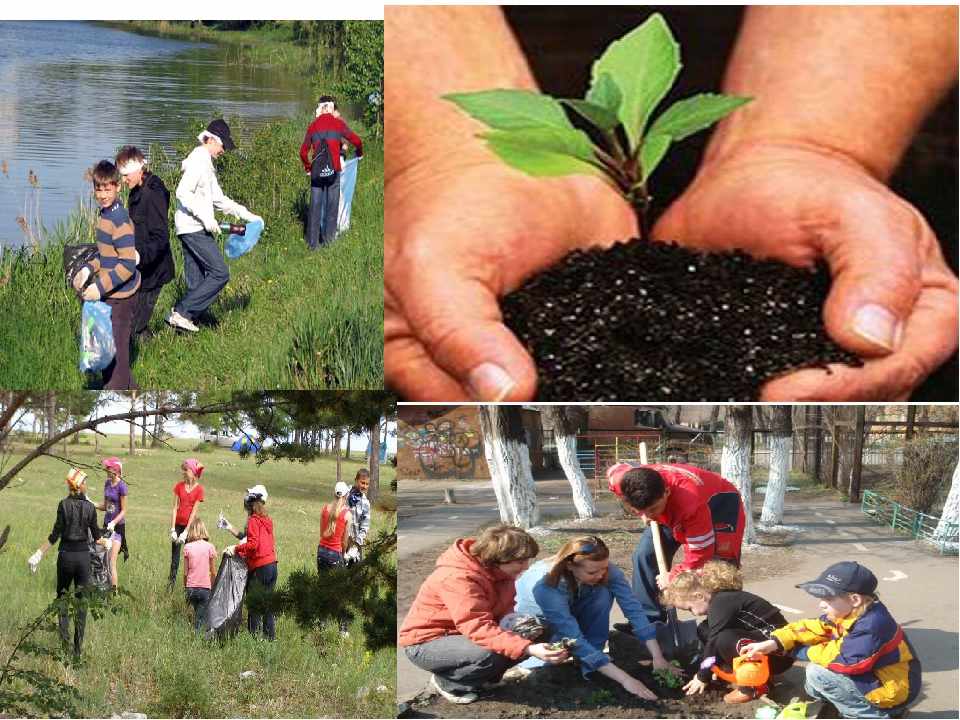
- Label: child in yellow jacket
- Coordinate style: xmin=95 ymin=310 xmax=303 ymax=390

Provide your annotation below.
xmin=741 ymin=562 xmax=920 ymax=719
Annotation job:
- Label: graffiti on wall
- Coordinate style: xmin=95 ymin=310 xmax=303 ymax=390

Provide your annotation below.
xmin=403 ymin=416 xmax=483 ymax=479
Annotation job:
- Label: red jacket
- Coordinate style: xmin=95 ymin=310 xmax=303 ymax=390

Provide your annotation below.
xmin=235 ymin=514 xmax=277 ymax=571
xmin=299 ymin=114 xmax=363 ymax=173
xmin=398 ymin=538 xmax=531 ymax=660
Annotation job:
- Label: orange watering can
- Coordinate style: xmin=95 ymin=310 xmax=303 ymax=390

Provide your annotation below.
xmin=712 ymin=654 xmax=770 ymax=687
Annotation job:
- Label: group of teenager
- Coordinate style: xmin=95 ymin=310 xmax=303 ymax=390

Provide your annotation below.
xmin=400 ymin=462 xmax=922 ymax=719
xmin=28 ymin=459 xmax=372 ymax=657
xmin=72 ymin=96 xmax=363 ymax=390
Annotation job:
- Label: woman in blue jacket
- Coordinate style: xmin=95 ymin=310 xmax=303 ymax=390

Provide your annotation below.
xmin=514 ymin=535 xmax=677 ymax=699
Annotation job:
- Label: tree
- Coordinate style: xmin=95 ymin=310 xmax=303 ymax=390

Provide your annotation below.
xmin=333 ymin=20 xmax=383 ymax=134
xmin=760 ymin=406 xmax=792 ymax=525
xmin=721 ymin=405 xmax=754 ymax=544
xmin=478 ymin=405 xmax=538 ymax=529
xmin=539 ymin=405 xmax=595 ymax=519
xmin=933 ymin=461 xmax=960 ymax=549
xmin=368 ymin=418 xmax=381 ymax=501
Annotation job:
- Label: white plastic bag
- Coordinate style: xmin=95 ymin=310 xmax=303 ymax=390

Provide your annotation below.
xmin=79 ymin=301 xmax=115 ymax=372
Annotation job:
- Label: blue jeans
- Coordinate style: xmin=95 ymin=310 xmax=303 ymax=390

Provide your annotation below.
xmin=306 ymin=174 xmax=340 ymax=249
xmin=185 ymin=586 xmax=211 ymax=633
xmin=631 ymin=523 xmax=680 ymax=621
xmin=246 ymin=562 xmax=278 ymax=641
xmin=804 ymin=663 xmax=901 ymax=719
xmin=176 ymin=231 xmax=229 ymax=320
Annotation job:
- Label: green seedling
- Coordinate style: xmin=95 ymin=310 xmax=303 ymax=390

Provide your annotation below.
xmin=444 ymin=13 xmax=751 ymax=240
xmin=652 ymin=659 xmax=684 ymax=688
xmin=547 ymin=638 xmax=578 ymax=651
xmin=587 ymin=688 xmax=616 ymax=705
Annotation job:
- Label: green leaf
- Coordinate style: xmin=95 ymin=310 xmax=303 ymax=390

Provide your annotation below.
xmin=589 ymin=13 xmax=680 ymax=152
xmin=442 ymin=89 xmax=573 ymax=131
xmin=479 ymin=127 xmax=604 ymax=178
xmin=647 ymin=93 xmax=752 ymax=142
xmin=560 ymin=98 xmax=620 ymax=131
xmin=639 ymin=134 xmax=672 ymax=183
xmin=585 ymin=72 xmax=623 ymax=115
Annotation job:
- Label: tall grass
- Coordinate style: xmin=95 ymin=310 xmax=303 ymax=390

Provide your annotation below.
xmin=0 ymin=435 xmax=396 ymax=718
xmin=0 ymin=116 xmax=383 ymax=389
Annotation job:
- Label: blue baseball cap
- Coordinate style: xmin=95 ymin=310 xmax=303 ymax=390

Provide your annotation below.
xmin=796 ymin=561 xmax=878 ymax=598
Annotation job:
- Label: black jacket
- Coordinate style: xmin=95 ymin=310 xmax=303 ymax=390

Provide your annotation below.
xmin=128 ymin=173 xmax=173 ymax=290
xmin=696 ymin=590 xmax=788 ymax=681
xmin=48 ymin=494 xmax=104 ymax=552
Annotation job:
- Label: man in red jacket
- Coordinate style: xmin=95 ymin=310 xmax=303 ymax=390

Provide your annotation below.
xmin=606 ymin=463 xmax=746 ymax=623
xmin=299 ymin=95 xmax=363 ymax=249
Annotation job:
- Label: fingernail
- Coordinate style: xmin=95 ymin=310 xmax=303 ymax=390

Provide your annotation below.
xmin=467 ymin=363 xmax=516 ymax=401
xmin=852 ymin=304 xmax=902 ymax=351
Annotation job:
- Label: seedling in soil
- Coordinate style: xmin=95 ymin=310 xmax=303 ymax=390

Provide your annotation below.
xmin=587 ymin=688 xmax=616 ymax=706
xmin=652 ymin=660 xmax=684 ymax=688
xmin=548 ymin=638 xmax=578 ymax=651
xmin=445 ymin=13 xmax=750 ymax=240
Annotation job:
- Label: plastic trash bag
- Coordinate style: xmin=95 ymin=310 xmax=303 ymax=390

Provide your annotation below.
xmin=79 ymin=301 xmax=115 ymax=373
xmin=336 ymin=157 xmax=360 ymax=235
xmin=89 ymin=539 xmax=112 ymax=592
xmin=204 ymin=554 xmax=248 ymax=640
xmin=225 ymin=219 xmax=264 ymax=259
xmin=63 ymin=243 xmax=99 ymax=292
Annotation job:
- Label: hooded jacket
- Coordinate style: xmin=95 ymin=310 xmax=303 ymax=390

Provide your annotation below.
xmin=398 ymin=538 xmax=532 ymax=660
xmin=234 ymin=513 xmax=276 ymax=571
xmin=174 ymin=146 xmax=255 ymax=236
xmin=128 ymin=173 xmax=173 ymax=290
xmin=771 ymin=601 xmax=921 ymax=710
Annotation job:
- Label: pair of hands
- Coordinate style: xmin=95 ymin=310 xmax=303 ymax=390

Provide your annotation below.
xmin=72 ymin=267 xmax=100 ymax=301
xmin=170 ymin=528 xmax=187 ymax=544
xmin=386 ymin=143 xmax=957 ymax=400
xmin=203 ymin=214 xmax=264 ymax=236
xmin=525 ymin=642 xmax=568 ymax=664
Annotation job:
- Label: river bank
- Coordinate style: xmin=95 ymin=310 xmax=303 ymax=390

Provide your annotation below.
xmin=0 ymin=114 xmax=383 ymax=390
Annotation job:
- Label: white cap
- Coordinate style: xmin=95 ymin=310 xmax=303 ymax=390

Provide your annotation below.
xmin=334 ymin=481 xmax=350 ymax=497
xmin=246 ymin=484 xmax=268 ymax=502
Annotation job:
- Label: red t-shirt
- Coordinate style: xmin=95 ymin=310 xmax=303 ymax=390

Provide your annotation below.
xmin=318 ymin=505 xmax=349 ymax=554
xmin=173 ymin=482 xmax=205 ymax=526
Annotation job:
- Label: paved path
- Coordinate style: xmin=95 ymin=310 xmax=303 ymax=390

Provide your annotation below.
xmin=397 ymin=482 xmax=958 ymax=717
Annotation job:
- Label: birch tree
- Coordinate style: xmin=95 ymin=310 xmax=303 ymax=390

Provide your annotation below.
xmin=761 ymin=405 xmax=792 ymax=525
xmin=721 ymin=405 xmax=754 ymax=543
xmin=478 ymin=405 xmax=538 ymax=528
xmin=933 ymin=461 xmax=960 ymax=549
xmin=540 ymin=405 xmax=595 ymax=519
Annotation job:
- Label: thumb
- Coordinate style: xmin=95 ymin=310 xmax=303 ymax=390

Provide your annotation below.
xmin=819 ymin=191 xmax=924 ymax=357
xmin=399 ymin=264 xmax=537 ymax=401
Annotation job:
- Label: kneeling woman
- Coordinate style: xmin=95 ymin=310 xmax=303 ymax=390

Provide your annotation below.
xmin=399 ymin=525 xmax=568 ymax=705
xmin=515 ymin=536 xmax=672 ymax=700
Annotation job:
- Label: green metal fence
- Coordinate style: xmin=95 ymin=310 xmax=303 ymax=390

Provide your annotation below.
xmin=861 ymin=489 xmax=958 ymax=555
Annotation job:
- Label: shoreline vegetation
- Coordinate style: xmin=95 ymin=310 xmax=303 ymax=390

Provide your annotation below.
xmin=0 ymin=115 xmax=384 ymax=390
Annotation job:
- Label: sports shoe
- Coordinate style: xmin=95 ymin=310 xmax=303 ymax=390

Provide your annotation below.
xmin=167 ymin=310 xmax=199 ymax=332
xmin=723 ymin=685 xmax=766 ymax=704
xmin=430 ymin=675 xmax=478 ymax=704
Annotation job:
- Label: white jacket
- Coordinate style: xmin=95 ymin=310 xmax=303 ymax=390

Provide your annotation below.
xmin=174 ymin=146 xmax=255 ymax=235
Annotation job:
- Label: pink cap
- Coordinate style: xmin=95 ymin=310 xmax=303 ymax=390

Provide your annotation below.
xmin=182 ymin=458 xmax=205 ymax=478
xmin=102 ymin=457 xmax=123 ymax=475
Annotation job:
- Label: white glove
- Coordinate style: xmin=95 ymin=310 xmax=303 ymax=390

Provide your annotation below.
xmin=101 ymin=537 xmax=113 ymax=551
xmin=177 ymin=530 xmax=187 ymax=544
xmin=134 ymin=250 xmax=141 ymax=265
xmin=106 ymin=521 xmax=116 ymax=533
xmin=170 ymin=528 xmax=178 ymax=542
xmin=72 ymin=266 xmax=91 ymax=291
xmin=82 ymin=284 xmax=101 ymax=301
xmin=203 ymin=218 xmax=221 ymax=236
xmin=223 ymin=545 xmax=236 ymax=557
xmin=28 ymin=550 xmax=42 ymax=573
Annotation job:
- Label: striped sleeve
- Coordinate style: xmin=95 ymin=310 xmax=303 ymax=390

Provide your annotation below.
xmin=94 ymin=210 xmax=138 ymax=296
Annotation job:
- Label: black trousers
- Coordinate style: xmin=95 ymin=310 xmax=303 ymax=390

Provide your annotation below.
xmin=167 ymin=523 xmax=187 ymax=584
xmin=56 ymin=550 xmax=91 ymax=655
xmin=132 ymin=285 xmax=163 ymax=336
xmin=103 ymin=293 xmax=137 ymax=390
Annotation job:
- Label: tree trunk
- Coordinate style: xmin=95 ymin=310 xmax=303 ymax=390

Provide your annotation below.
xmin=674 ymin=406 xmax=682 ymax=424
xmin=849 ymin=407 xmax=865 ymax=502
xmin=478 ymin=405 xmax=538 ymax=529
xmin=761 ymin=406 xmax=792 ymax=525
xmin=813 ymin=406 xmax=823 ymax=483
xmin=128 ymin=392 xmax=137 ymax=454
xmin=721 ymin=406 xmax=754 ymax=543
xmin=368 ymin=419 xmax=381 ymax=502
xmin=905 ymin=405 xmax=917 ymax=441
xmin=345 ymin=432 xmax=351 ymax=461
xmin=933 ymin=462 xmax=960 ymax=546
xmin=141 ymin=394 xmax=148 ymax=446
xmin=334 ymin=428 xmax=342 ymax=484
xmin=540 ymin=406 xmax=595 ymax=519
xmin=46 ymin=391 xmax=56 ymax=440
xmin=152 ymin=391 xmax=165 ymax=447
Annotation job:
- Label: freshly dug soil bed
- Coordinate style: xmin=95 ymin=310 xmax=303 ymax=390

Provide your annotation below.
xmin=501 ymin=239 xmax=862 ymax=400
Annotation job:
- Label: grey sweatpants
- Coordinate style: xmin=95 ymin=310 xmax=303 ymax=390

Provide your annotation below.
xmin=306 ymin=173 xmax=341 ymax=249
xmin=404 ymin=635 xmax=518 ymax=693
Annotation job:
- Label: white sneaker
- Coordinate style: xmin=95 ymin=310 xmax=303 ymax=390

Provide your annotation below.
xmin=430 ymin=675 xmax=478 ymax=704
xmin=167 ymin=310 xmax=199 ymax=332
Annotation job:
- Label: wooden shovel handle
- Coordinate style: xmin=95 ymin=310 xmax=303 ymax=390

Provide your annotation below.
xmin=650 ymin=520 xmax=669 ymax=577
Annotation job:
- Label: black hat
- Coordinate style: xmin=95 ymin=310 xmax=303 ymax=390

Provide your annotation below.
xmin=206 ymin=119 xmax=236 ymax=151
xmin=796 ymin=561 xmax=878 ymax=598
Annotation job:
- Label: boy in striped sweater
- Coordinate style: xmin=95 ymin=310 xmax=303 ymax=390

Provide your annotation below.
xmin=72 ymin=160 xmax=141 ymax=389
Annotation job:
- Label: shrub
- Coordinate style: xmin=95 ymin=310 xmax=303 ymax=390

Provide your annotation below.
xmin=895 ymin=438 xmax=956 ymax=514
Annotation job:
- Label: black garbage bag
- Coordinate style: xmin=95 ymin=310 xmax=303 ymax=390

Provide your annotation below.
xmin=89 ymin=541 xmax=112 ymax=592
xmin=204 ymin=554 xmax=248 ymax=640
xmin=63 ymin=244 xmax=98 ymax=292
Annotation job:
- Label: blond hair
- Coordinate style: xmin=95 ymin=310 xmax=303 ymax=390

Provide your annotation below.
xmin=545 ymin=535 xmax=610 ymax=589
xmin=187 ymin=516 xmax=210 ymax=543
xmin=469 ymin=525 xmax=539 ymax=565
xmin=662 ymin=560 xmax=743 ymax=607
xmin=321 ymin=495 xmax=349 ymax=540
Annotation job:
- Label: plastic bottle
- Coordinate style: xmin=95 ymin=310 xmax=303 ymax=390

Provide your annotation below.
xmin=220 ymin=222 xmax=246 ymax=236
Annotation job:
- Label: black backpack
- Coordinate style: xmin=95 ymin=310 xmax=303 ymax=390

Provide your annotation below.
xmin=63 ymin=244 xmax=99 ymax=293
xmin=310 ymin=137 xmax=337 ymax=186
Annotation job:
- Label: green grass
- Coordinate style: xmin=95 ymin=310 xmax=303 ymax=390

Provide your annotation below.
xmin=0 ymin=435 xmax=396 ymax=718
xmin=0 ymin=115 xmax=383 ymax=389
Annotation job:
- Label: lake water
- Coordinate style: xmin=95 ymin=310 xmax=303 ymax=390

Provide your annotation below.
xmin=0 ymin=21 xmax=314 ymax=247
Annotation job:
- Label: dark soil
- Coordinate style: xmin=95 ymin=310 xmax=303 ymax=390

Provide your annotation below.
xmin=501 ymin=240 xmax=862 ymax=400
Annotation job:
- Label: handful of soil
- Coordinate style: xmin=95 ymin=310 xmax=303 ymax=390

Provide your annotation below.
xmin=501 ymin=239 xmax=862 ymax=400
